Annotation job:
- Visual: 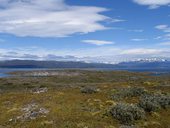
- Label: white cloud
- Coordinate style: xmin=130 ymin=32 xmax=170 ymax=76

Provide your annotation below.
xmin=128 ymin=29 xmax=144 ymax=32
xmin=133 ymin=0 xmax=170 ymax=9
xmin=154 ymin=36 xmax=162 ymax=40
xmin=82 ymin=40 xmax=114 ymax=46
xmin=155 ymin=25 xmax=168 ymax=29
xmin=155 ymin=25 xmax=170 ymax=40
xmin=131 ymin=38 xmax=148 ymax=41
xmin=162 ymin=34 xmax=170 ymax=40
xmin=110 ymin=19 xmax=125 ymax=23
xmin=155 ymin=24 xmax=170 ymax=32
xmin=121 ymin=48 xmax=163 ymax=55
xmin=1 ymin=46 xmax=170 ymax=62
xmin=159 ymin=42 xmax=170 ymax=45
xmin=0 ymin=0 xmax=122 ymax=37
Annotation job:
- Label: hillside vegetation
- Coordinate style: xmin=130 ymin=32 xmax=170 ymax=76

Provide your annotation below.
xmin=0 ymin=70 xmax=170 ymax=128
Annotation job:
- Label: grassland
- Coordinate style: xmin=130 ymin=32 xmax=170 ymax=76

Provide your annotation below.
xmin=0 ymin=70 xmax=170 ymax=128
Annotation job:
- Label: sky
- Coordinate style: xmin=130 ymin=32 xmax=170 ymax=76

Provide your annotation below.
xmin=0 ymin=0 xmax=170 ymax=63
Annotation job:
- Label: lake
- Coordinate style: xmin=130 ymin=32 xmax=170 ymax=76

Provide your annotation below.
xmin=0 ymin=68 xmax=49 ymax=78
xmin=0 ymin=68 xmax=170 ymax=78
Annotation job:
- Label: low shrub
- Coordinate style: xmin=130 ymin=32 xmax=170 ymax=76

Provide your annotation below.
xmin=138 ymin=95 xmax=160 ymax=112
xmin=138 ymin=93 xmax=170 ymax=112
xmin=111 ymin=87 xmax=146 ymax=100
xmin=130 ymin=87 xmax=146 ymax=96
xmin=157 ymin=94 xmax=170 ymax=109
xmin=110 ymin=103 xmax=145 ymax=125
xmin=80 ymin=86 xmax=98 ymax=94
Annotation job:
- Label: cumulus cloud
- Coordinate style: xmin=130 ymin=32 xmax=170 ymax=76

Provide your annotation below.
xmin=133 ymin=0 xmax=170 ymax=9
xmin=0 ymin=0 xmax=120 ymax=37
xmin=82 ymin=40 xmax=114 ymax=46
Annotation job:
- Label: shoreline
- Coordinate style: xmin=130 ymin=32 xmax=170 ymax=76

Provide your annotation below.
xmin=0 ymin=68 xmax=170 ymax=78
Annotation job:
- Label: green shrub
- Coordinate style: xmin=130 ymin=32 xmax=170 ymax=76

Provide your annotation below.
xmin=111 ymin=87 xmax=146 ymax=100
xmin=110 ymin=103 xmax=145 ymax=125
xmin=138 ymin=93 xmax=170 ymax=112
xmin=80 ymin=86 xmax=98 ymax=94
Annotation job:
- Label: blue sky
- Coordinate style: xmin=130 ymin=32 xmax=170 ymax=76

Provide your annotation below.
xmin=0 ymin=0 xmax=170 ymax=63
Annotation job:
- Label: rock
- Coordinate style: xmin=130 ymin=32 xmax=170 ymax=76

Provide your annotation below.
xmin=16 ymin=103 xmax=49 ymax=121
xmin=32 ymin=87 xmax=48 ymax=94
xmin=9 ymin=119 xmax=13 ymax=122
xmin=39 ymin=108 xmax=50 ymax=114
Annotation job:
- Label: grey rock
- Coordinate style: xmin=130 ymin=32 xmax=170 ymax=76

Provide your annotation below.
xmin=16 ymin=103 xmax=49 ymax=121
xmin=32 ymin=87 xmax=48 ymax=94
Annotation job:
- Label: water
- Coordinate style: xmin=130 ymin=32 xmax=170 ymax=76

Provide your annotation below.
xmin=0 ymin=68 xmax=49 ymax=78
xmin=0 ymin=72 xmax=9 ymax=78
xmin=0 ymin=68 xmax=170 ymax=78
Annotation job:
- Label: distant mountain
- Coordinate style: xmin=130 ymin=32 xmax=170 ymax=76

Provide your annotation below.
xmin=0 ymin=60 xmax=114 ymax=69
xmin=113 ymin=60 xmax=170 ymax=72
xmin=0 ymin=60 xmax=170 ymax=72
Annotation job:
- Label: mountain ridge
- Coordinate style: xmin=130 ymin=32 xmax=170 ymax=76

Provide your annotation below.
xmin=0 ymin=60 xmax=170 ymax=72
